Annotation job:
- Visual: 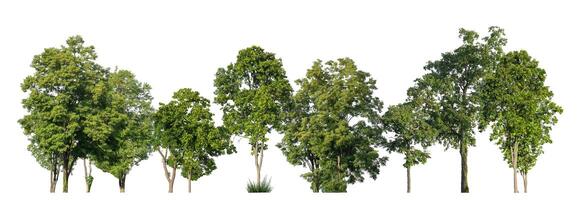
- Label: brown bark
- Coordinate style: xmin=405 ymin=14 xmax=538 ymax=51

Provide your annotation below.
xmin=407 ymin=166 xmax=411 ymax=193
xmin=460 ymin=141 xmax=469 ymax=193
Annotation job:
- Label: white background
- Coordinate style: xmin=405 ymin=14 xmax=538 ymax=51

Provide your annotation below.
xmin=0 ymin=0 xmax=575 ymax=198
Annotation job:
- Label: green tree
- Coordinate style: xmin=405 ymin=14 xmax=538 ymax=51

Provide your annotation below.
xmin=214 ymin=46 xmax=293 ymax=188
xmin=420 ymin=27 xmax=507 ymax=192
xmin=382 ymin=88 xmax=437 ymax=193
xmin=86 ymin=69 xmax=154 ymax=192
xmin=278 ymin=58 xmax=386 ymax=192
xmin=19 ymin=36 xmax=109 ymax=192
xmin=155 ymin=88 xmax=234 ymax=193
xmin=479 ymin=50 xmax=562 ymax=193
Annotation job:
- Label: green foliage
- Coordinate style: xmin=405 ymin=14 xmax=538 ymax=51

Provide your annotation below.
xmin=479 ymin=50 xmax=562 ymax=174
xmin=214 ymin=46 xmax=292 ymax=184
xmin=19 ymin=35 xmax=109 ymax=191
xmin=422 ymin=27 xmax=506 ymax=149
xmin=278 ymin=58 xmax=386 ymax=192
xmin=87 ymin=69 xmax=155 ymax=180
xmin=246 ymin=176 xmax=273 ymax=193
xmin=383 ymin=100 xmax=437 ymax=169
xmin=155 ymin=88 xmax=235 ymax=183
xmin=415 ymin=26 xmax=508 ymax=192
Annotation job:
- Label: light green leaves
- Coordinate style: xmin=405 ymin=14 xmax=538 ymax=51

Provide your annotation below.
xmin=480 ymin=50 xmax=562 ymax=174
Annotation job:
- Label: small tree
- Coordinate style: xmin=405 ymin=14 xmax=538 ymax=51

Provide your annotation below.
xmin=155 ymin=88 xmax=234 ymax=193
xmin=278 ymin=58 xmax=386 ymax=192
xmin=19 ymin=36 xmax=109 ymax=192
xmin=479 ymin=50 xmax=562 ymax=193
xmin=214 ymin=46 xmax=293 ymax=189
xmin=382 ymin=86 xmax=437 ymax=193
xmin=86 ymin=69 xmax=154 ymax=192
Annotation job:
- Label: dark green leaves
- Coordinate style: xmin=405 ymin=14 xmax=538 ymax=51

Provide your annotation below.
xmin=155 ymin=88 xmax=234 ymax=182
xmin=279 ymin=58 xmax=385 ymax=192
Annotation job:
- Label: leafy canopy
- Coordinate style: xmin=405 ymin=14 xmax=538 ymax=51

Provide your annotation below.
xmin=278 ymin=58 xmax=386 ymax=192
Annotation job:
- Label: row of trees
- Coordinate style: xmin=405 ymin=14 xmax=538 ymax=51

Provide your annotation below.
xmin=19 ymin=27 xmax=562 ymax=193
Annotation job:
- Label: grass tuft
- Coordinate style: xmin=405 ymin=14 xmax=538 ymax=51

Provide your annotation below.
xmin=246 ymin=176 xmax=273 ymax=193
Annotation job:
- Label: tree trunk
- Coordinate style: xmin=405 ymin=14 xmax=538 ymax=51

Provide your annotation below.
xmin=459 ymin=141 xmax=469 ymax=193
xmin=168 ymin=164 xmax=176 ymax=193
xmin=407 ymin=166 xmax=411 ymax=193
xmin=62 ymin=154 xmax=71 ymax=193
xmin=254 ymin=143 xmax=264 ymax=185
xmin=83 ymin=159 xmax=93 ymax=193
xmin=521 ymin=172 xmax=528 ymax=193
xmin=188 ymin=169 xmax=192 ymax=193
xmin=119 ymin=173 xmax=126 ymax=193
xmin=511 ymin=143 xmax=519 ymax=193
xmin=50 ymin=168 xmax=58 ymax=193
xmin=158 ymin=149 xmax=176 ymax=193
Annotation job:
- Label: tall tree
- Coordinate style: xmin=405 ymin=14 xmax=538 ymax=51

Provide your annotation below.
xmin=155 ymin=88 xmax=234 ymax=193
xmin=278 ymin=58 xmax=386 ymax=192
xmin=382 ymin=86 xmax=437 ymax=192
xmin=214 ymin=46 xmax=293 ymax=187
xmin=86 ymin=69 xmax=154 ymax=192
xmin=479 ymin=50 xmax=562 ymax=193
xmin=19 ymin=36 xmax=109 ymax=192
xmin=420 ymin=27 xmax=507 ymax=192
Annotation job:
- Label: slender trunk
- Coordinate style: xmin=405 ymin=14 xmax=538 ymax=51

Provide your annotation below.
xmin=512 ymin=142 xmax=519 ymax=193
xmin=168 ymin=163 xmax=176 ymax=193
xmin=50 ymin=159 xmax=59 ymax=193
xmin=119 ymin=173 xmax=126 ymax=193
xmin=83 ymin=159 xmax=93 ymax=193
xmin=188 ymin=169 xmax=192 ymax=193
xmin=460 ymin=141 xmax=469 ymax=193
xmin=311 ymin=159 xmax=320 ymax=193
xmin=62 ymin=153 xmax=71 ymax=193
xmin=521 ymin=172 xmax=528 ymax=193
xmin=254 ymin=143 xmax=264 ymax=185
xmin=407 ymin=166 xmax=411 ymax=193
xmin=158 ymin=149 xmax=176 ymax=193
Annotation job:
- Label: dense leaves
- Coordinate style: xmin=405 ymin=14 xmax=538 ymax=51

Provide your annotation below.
xmin=479 ymin=50 xmax=562 ymax=192
xmin=417 ymin=27 xmax=507 ymax=192
xmin=214 ymin=46 xmax=292 ymax=186
xmin=19 ymin=36 xmax=109 ymax=192
xmin=278 ymin=58 xmax=386 ymax=192
xmin=154 ymin=88 xmax=234 ymax=193
xmin=86 ymin=69 xmax=154 ymax=192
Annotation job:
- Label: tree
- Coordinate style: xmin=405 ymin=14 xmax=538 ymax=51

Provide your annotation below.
xmin=419 ymin=27 xmax=507 ymax=192
xmin=86 ymin=69 xmax=154 ymax=192
xmin=382 ymin=87 xmax=437 ymax=192
xmin=155 ymin=88 xmax=234 ymax=193
xmin=278 ymin=58 xmax=386 ymax=192
xmin=214 ymin=46 xmax=293 ymax=188
xmin=479 ymin=50 xmax=562 ymax=193
xmin=19 ymin=36 xmax=109 ymax=192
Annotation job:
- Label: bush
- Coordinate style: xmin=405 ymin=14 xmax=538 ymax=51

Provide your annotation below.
xmin=246 ymin=176 xmax=273 ymax=193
